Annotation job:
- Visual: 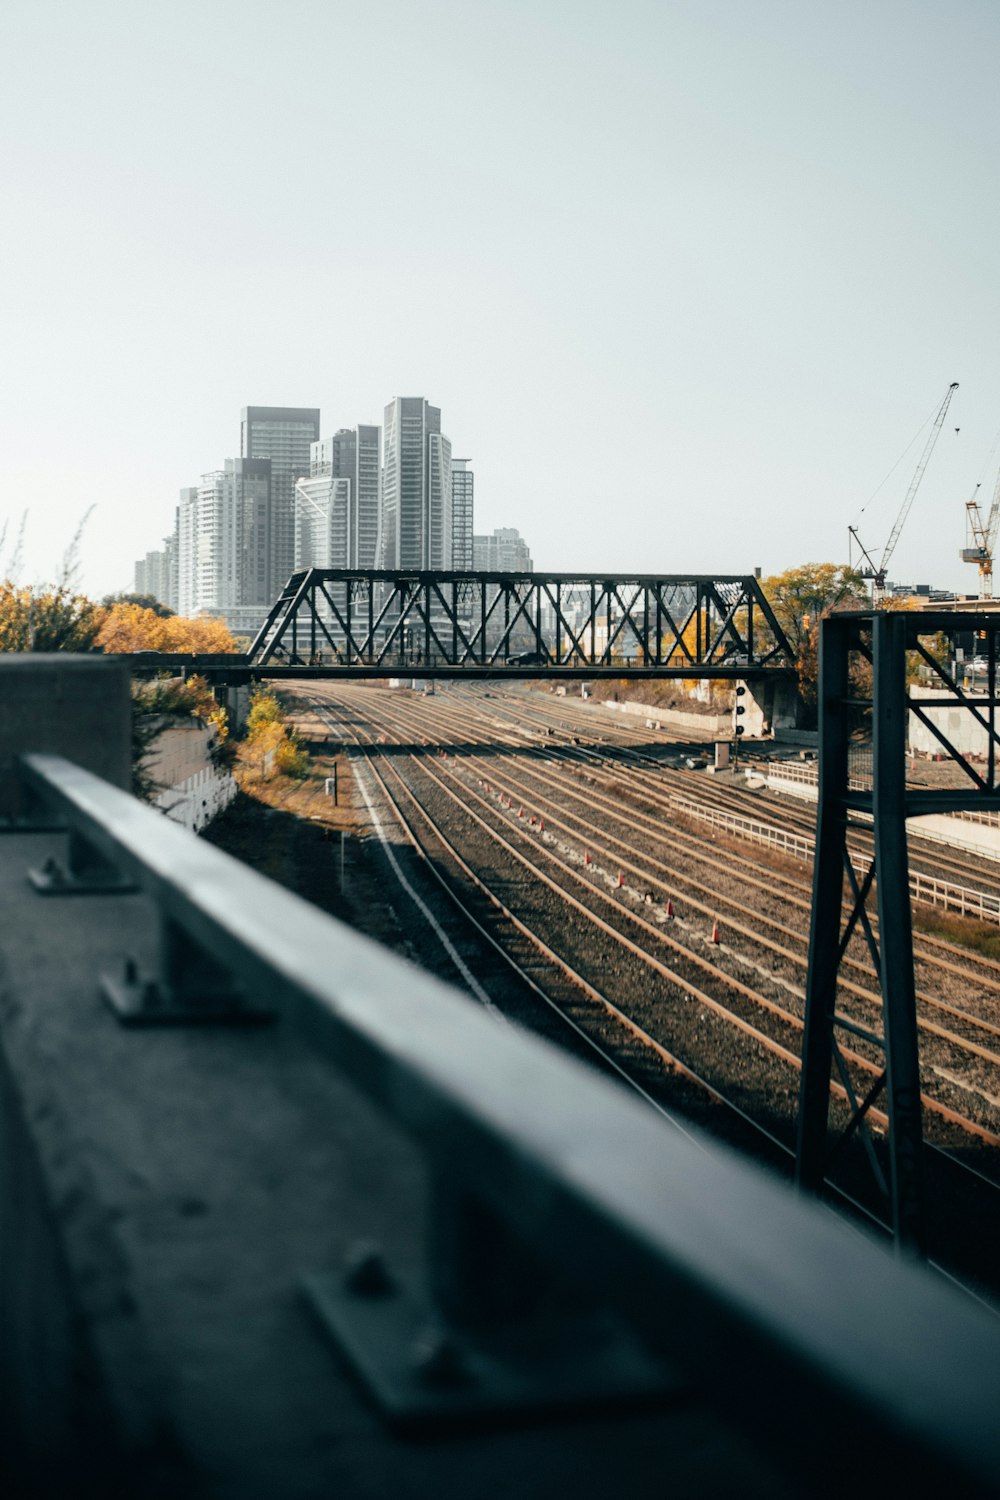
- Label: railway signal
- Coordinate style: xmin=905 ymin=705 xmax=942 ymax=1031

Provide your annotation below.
xmin=733 ymin=684 xmax=747 ymax=770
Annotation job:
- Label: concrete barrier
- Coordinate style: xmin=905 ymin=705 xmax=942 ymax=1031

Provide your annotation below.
xmin=0 ymin=656 xmax=130 ymax=818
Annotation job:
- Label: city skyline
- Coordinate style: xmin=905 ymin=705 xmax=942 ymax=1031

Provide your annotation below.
xmin=142 ymin=397 xmax=495 ymax=628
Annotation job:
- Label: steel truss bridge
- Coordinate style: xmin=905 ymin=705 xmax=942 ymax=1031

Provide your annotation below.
xmin=245 ymin=568 xmax=796 ymax=679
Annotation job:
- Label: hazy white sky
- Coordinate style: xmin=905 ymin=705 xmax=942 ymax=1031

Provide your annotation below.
xmin=3 ymin=0 xmax=999 ymax=598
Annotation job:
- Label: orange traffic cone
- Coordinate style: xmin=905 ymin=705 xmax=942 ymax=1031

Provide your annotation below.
xmin=710 ymin=919 xmax=720 ymax=944
xmin=617 ymin=871 xmax=625 ymax=888
xmin=584 ymin=851 xmax=591 ymax=865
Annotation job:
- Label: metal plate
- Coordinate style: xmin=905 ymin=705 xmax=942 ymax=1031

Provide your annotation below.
xmin=101 ymin=971 xmax=273 ymax=1027
xmin=301 ymin=1265 xmax=684 ymax=1436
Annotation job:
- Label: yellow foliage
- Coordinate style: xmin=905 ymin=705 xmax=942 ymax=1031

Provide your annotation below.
xmin=96 ymin=604 xmax=238 ymax=654
xmin=161 ymin=614 xmax=239 ymax=653
xmin=241 ymin=687 xmax=309 ymax=780
xmin=246 ymin=686 xmax=283 ymax=733
xmin=0 ymin=581 xmax=105 ymax=652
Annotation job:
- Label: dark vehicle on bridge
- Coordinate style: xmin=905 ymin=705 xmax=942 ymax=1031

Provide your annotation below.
xmin=505 ymin=651 xmax=549 ymax=666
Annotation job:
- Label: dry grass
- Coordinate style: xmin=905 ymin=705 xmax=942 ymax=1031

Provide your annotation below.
xmin=911 ymin=903 xmax=1000 ymax=962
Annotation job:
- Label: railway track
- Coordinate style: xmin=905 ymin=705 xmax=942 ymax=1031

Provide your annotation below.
xmin=287 ymin=681 xmax=1000 ymax=1293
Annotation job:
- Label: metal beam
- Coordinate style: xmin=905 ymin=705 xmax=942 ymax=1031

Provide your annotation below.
xmin=798 ymin=608 xmax=1000 ymax=1253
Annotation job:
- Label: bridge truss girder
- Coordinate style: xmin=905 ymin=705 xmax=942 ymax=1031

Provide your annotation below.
xmin=247 ymin=569 xmax=795 ymax=677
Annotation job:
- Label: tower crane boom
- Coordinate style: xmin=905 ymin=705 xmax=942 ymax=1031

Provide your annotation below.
xmin=851 ymin=381 xmax=959 ymax=605
xmin=961 ymin=462 xmax=1000 ymax=598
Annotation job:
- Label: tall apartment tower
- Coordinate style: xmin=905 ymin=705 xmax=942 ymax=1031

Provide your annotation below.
xmin=175 ymin=459 xmax=272 ymax=632
xmin=240 ymin=405 xmax=320 ymax=596
xmin=380 ymin=398 xmax=452 ymax=569
xmin=295 ymin=425 xmax=382 ymax=570
xmin=451 ymin=459 xmax=474 ymax=570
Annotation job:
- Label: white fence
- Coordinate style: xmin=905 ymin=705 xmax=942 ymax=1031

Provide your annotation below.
xmin=671 ymin=795 xmax=1000 ymax=926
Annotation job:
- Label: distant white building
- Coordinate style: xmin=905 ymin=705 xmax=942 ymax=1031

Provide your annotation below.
xmin=133 ymin=531 xmax=176 ymax=611
xmin=473 ymin=526 xmax=532 ymax=572
xmin=176 ymin=459 xmax=271 ymax=633
xmin=240 ymin=405 xmax=320 ymax=597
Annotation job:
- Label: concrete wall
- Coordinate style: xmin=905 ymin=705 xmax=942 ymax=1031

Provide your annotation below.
xmin=146 ymin=721 xmax=236 ymax=834
xmin=908 ymin=687 xmax=990 ymax=758
xmin=594 ymin=698 xmax=733 ymax=735
xmin=0 ymin=656 xmax=130 ymax=818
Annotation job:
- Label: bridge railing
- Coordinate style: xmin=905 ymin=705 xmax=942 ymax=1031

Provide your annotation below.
xmin=7 ymin=749 xmax=1000 ymax=1494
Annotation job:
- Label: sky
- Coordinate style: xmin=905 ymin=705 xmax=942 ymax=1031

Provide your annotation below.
xmin=2 ymin=0 xmax=1000 ymax=600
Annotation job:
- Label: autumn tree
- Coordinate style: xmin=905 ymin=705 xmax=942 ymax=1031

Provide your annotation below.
xmin=96 ymin=603 xmax=238 ymax=654
xmin=0 ymin=581 xmax=106 ymax=652
xmin=761 ymin=563 xmax=869 ymax=657
xmin=240 ymin=687 xmax=309 ymax=780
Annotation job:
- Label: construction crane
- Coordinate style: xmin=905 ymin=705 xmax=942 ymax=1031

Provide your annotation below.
xmin=961 ymin=465 xmax=1000 ymax=599
xmin=849 ymin=381 xmax=959 ymax=606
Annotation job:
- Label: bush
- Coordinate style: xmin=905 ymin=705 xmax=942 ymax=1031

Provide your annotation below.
xmin=242 ymin=688 xmax=309 ymax=780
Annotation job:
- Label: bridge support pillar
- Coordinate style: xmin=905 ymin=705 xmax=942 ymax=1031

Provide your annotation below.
xmin=215 ymin=681 xmax=250 ymax=734
xmin=742 ymin=675 xmax=802 ymax=736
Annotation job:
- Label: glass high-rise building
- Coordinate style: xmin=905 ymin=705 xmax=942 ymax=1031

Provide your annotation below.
xmin=380 ymin=398 xmax=451 ymax=569
xmin=295 ymin=425 xmax=382 ymax=570
xmin=240 ymin=405 xmax=320 ymax=596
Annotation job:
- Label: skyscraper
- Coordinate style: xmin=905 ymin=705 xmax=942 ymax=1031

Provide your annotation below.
xmin=240 ymin=405 xmax=320 ymax=596
xmin=295 ymin=425 xmax=382 ymax=570
xmin=451 ymin=459 xmax=474 ymax=570
xmin=380 ymin=398 xmax=451 ymax=569
xmin=175 ymin=459 xmax=272 ymax=632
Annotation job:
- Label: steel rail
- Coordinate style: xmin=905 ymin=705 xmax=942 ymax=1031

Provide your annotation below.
xmin=324 ymin=682 xmax=1000 ymax=1032
xmin=317 ymin=686 xmax=1000 ymax=1148
xmin=454 ymin=753 xmax=1000 ymax=1071
xmin=450 ymin=741 xmax=1000 ymax=1056
xmin=308 ymin=691 xmax=918 ymax=1242
xmin=371 ymin=687 xmax=1000 ymax=972
xmin=304 ymin=694 xmax=704 ymax=1139
xmin=561 ymin=746 xmax=1000 ymax=994
xmin=332 ymin=685 xmax=1000 ymax=1042
xmin=350 ymin=745 xmax=908 ymax=1239
xmin=695 ymin=767 xmax=1000 ymax=898
xmin=429 ymin=753 xmax=1000 ymax=1147
xmin=304 ymin=687 xmax=1000 ymax=1228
